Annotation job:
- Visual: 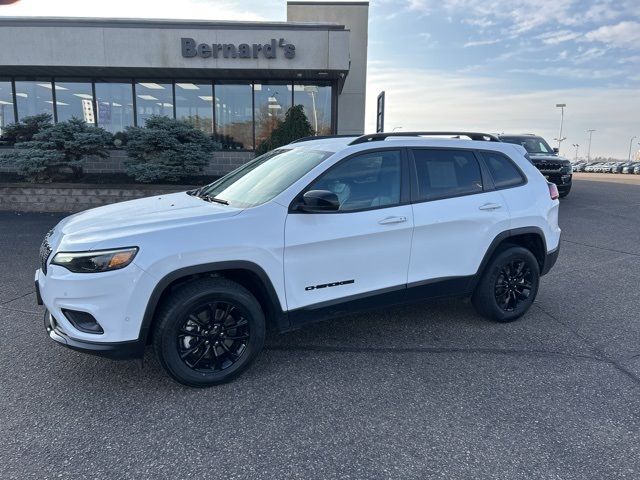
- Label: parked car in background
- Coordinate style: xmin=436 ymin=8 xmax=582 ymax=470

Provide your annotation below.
xmin=610 ymin=162 xmax=627 ymax=174
xmin=584 ymin=163 xmax=600 ymax=172
xmin=622 ymin=162 xmax=640 ymax=174
xmin=634 ymin=164 xmax=640 ymax=174
xmin=572 ymin=161 xmax=587 ymax=172
xmin=498 ymin=134 xmax=572 ymax=197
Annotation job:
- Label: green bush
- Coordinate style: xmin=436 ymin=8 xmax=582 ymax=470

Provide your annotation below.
xmin=1 ymin=113 xmax=53 ymax=144
xmin=255 ymin=105 xmax=314 ymax=156
xmin=1 ymin=117 xmax=112 ymax=183
xmin=124 ymin=116 xmax=219 ymax=183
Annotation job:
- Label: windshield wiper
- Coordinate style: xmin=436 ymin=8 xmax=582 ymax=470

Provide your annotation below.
xmin=201 ymin=195 xmax=229 ymax=205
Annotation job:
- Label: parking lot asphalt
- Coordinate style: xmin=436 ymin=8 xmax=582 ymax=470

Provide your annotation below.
xmin=1 ymin=173 xmax=639 ymax=479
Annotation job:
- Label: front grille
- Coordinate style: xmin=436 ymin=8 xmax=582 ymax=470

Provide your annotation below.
xmin=39 ymin=229 xmax=53 ymax=275
xmin=535 ymin=162 xmax=563 ymax=172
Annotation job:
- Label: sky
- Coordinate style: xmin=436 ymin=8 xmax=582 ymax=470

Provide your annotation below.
xmin=1 ymin=0 xmax=639 ymax=158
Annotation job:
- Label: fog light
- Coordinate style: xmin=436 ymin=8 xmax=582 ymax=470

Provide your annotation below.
xmin=62 ymin=309 xmax=104 ymax=334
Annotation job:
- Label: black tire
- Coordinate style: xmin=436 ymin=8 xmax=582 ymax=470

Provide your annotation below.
xmin=153 ymin=277 xmax=265 ymax=387
xmin=472 ymin=246 xmax=540 ymax=322
xmin=559 ymin=186 xmax=571 ymax=198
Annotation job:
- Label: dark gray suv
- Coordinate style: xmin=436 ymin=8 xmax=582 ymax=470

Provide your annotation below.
xmin=498 ymin=134 xmax=572 ymax=198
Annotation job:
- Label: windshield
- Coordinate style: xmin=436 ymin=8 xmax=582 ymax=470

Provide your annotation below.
xmin=197 ymin=148 xmax=333 ymax=208
xmin=500 ymin=136 xmax=554 ymax=155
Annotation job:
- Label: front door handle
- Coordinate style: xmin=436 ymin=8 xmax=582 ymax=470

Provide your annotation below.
xmin=378 ymin=216 xmax=407 ymax=225
xmin=479 ymin=203 xmax=502 ymax=211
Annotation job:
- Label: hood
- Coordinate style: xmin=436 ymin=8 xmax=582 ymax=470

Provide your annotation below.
xmin=529 ymin=153 xmax=571 ymax=165
xmin=57 ymin=192 xmax=242 ymax=249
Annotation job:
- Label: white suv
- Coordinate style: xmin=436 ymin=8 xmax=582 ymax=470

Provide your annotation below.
xmin=36 ymin=132 xmax=561 ymax=387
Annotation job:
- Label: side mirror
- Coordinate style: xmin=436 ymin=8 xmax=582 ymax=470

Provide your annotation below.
xmin=553 ymin=147 xmax=559 ymax=154
xmin=297 ymin=190 xmax=340 ymax=213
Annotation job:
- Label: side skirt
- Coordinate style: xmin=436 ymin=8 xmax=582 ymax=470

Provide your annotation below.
xmin=286 ymin=276 xmax=474 ymax=330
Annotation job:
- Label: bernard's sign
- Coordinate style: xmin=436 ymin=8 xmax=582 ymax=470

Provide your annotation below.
xmin=181 ymin=37 xmax=296 ymax=59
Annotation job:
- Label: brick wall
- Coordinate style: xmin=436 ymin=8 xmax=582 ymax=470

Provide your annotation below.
xmin=0 ymin=183 xmax=193 ymax=213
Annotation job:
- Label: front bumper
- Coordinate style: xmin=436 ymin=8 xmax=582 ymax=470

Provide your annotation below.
xmin=542 ymin=172 xmax=572 ymax=189
xmin=44 ymin=310 xmax=145 ymax=360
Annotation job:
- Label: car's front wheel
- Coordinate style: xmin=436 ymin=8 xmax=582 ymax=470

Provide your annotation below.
xmin=472 ymin=246 xmax=540 ymax=322
xmin=153 ymin=277 xmax=266 ymax=387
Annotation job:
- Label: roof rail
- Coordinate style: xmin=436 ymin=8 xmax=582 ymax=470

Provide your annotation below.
xmin=290 ymin=134 xmax=357 ymax=144
xmin=348 ymin=131 xmax=501 ymax=146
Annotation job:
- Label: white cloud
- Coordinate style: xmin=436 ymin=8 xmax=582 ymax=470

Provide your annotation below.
xmin=584 ymin=21 xmax=640 ymax=49
xmin=538 ymin=30 xmax=581 ymax=45
xmin=365 ymin=64 xmax=640 ymax=158
xmin=0 ymin=0 xmax=270 ymax=20
xmin=463 ymin=38 xmax=500 ymax=48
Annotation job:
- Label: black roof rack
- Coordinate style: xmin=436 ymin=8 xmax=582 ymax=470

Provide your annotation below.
xmin=348 ymin=131 xmax=501 ymax=146
xmin=290 ymin=134 xmax=358 ymax=144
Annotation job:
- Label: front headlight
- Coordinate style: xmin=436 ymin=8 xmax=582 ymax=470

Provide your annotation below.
xmin=51 ymin=247 xmax=138 ymax=273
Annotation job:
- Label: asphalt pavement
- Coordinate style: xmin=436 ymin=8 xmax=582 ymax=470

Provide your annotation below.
xmin=1 ymin=173 xmax=639 ymax=479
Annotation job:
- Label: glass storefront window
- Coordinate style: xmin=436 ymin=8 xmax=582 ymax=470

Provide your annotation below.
xmin=215 ymin=84 xmax=253 ymax=149
xmin=254 ymin=83 xmax=292 ymax=147
xmin=54 ymin=81 xmax=95 ymax=124
xmin=175 ymin=81 xmax=213 ymax=134
xmin=95 ymin=81 xmax=134 ymax=134
xmin=14 ymin=80 xmax=54 ymax=120
xmin=135 ymin=81 xmax=173 ymax=126
xmin=0 ymin=81 xmax=15 ymax=136
xmin=294 ymin=84 xmax=332 ymax=135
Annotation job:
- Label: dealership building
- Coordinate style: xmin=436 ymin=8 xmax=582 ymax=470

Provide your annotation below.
xmin=0 ymin=1 xmax=368 ymax=176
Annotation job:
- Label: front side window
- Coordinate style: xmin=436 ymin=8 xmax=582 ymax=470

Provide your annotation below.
xmin=412 ymin=149 xmax=483 ymax=201
xmin=480 ymin=151 xmax=525 ymax=189
xmin=307 ymin=150 xmax=402 ymax=211
xmin=199 ymin=148 xmax=332 ymax=208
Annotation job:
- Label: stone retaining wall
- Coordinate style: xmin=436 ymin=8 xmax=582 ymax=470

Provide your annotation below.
xmin=0 ymin=183 xmax=194 ymax=213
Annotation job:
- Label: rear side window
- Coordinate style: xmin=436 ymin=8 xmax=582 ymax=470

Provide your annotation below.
xmin=411 ymin=149 xmax=483 ymax=201
xmin=480 ymin=151 xmax=525 ymax=189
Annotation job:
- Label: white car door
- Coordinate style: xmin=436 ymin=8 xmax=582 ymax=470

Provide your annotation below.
xmin=407 ymin=148 xmax=511 ymax=285
xmin=284 ymin=149 xmax=413 ymax=311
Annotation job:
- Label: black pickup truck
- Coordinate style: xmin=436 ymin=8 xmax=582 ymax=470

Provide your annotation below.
xmin=498 ymin=134 xmax=573 ymax=198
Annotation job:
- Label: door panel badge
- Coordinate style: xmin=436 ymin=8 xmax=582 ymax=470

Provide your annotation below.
xmin=305 ymin=279 xmax=354 ymax=291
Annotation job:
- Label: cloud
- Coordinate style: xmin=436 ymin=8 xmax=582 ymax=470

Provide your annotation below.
xmin=537 ymin=30 xmax=581 ymax=45
xmin=463 ymin=38 xmax=500 ymax=48
xmin=0 ymin=0 xmax=269 ymax=20
xmin=584 ymin=21 xmax=640 ymax=49
xmin=365 ymin=64 xmax=640 ymax=158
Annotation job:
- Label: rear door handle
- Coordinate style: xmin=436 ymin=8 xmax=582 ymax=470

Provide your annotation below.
xmin=479 ymin=203 xmax=502 ymax=211
xmin=378 ymin=216 xmax=407 ymax=225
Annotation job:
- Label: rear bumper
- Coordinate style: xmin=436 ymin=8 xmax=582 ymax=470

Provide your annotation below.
xmin=541 ymin=245 xmax=560 ymax=276
xmin=44 ymin=310 xmax=145 ymax=360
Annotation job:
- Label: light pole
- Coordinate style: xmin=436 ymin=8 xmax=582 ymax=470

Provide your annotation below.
xmin=628 ymin=136 xmax=637 ymax=161
xmin=555 ymin=103 xmax=567 ymax=153
xmin=572 ymin=143 xmax=579 ymax=161
xmin=587 ymin=129 xmax=596 ymax=162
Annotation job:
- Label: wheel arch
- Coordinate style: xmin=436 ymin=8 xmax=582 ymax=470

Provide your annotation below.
xmin=471 ymin=227 xmax=548 ymax=290
xmin=139 ymin=261 xmax=288 ymax=345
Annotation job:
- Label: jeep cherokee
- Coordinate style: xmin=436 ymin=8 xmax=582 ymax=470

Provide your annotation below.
xmin=36 ymin=132 xmax=561 ymax=387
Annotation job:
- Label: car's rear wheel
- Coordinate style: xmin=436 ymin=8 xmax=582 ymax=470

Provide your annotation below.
xmin=472 ymin=246 xmax=540 ymax=322
xmin=153 ymin=277 xmax=265 ymax=387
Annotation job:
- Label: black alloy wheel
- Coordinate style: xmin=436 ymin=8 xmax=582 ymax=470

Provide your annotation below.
xmin=154 ymin=277 xmax=265 ymax=387
xmin=472 ymin=245 xmax=540 ymax=322
xmin=493 ymin=259 xmax=533 ymax=312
